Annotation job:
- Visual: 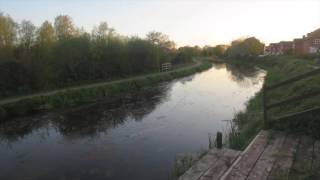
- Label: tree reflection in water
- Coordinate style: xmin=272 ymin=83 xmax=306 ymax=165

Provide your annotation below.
xmin=0 ymin=116 xmax=48 ymax=144
xmin=0 ymin=83 xmax=173 ymax=143
xmin=0 ymin=64 xmax=266 ymax=180
xmin=0 ymin=64 xmax=264 ymax=144
xmin=225 ymin=63 xmax=265 ymax=88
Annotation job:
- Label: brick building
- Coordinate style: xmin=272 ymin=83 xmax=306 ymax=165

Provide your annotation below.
xmin=265 ymin=41 xmax=293 ymax=55
xmin=266 ymin=28 xmax=320 ymax=56
xmin=293 ymin=28 xmax=320 ymax=55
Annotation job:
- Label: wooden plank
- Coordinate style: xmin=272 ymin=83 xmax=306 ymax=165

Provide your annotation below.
xmin=266 ymin=91 xmax=320 ymax=110
xmin=311 ymin=140 xmax=320 ymax=179
xmin=246 ymin=132 xmax=286 ymax=180
xmin=199 ymin=149 xmax=241 ymax=180
xmin=222 ymin=130 xmax=270 ymax=180
xmin=267 ymin=134 xmax=300 ymax=180
xmin=266 ymin=68 xmax=320 ymax=90
xmin=271 ymin=107 xmax=320 ymax=122
xmin=288 ymin=135 xmax=314 ymax=180
xmin=178 ymin=149 xmax=224 ymax=180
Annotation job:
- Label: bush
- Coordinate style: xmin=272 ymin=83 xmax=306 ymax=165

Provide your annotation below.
xmin=0 ymin=107 xmax=6 ymax=120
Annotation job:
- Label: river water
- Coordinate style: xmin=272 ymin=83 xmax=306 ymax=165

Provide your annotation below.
xmin=0 ymin=63 xmax=265 ymax=180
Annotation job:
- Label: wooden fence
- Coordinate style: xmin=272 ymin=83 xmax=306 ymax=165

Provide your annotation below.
xmin=160 ymin=63 xmax=172 ymax=72
xmin=263 ymin=68 xmax=320 ymax=128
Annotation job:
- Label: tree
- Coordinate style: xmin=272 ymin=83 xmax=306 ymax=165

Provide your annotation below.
xmin=227 ymin=37 xmax=265 ymax=58
xmin=213 ymin=45 xmax=228 ymax=57
xmin=202 ymin=46 xmax=215 ymax=56
xmin=37 ymin=21 xmax=56 ymax=48
xmin=146 ymin=31 xmax=175 ymax=50
xmin=127 ymin=37 xmax=159 ymax=73
xmin=92 ymin=22 xmax=109 ymax=39
xmin=0 ymin=13 xmax=17 ymax=47
xmin=0 ymin=12 xmax=189 ymax=97
xmin=242 ymin=37 xmax=265 ymax=56
xmin=54 ymin=15 xmax=76 ymax=40
xmin=0 ymin=13 xmax=17 ymax=61
xmin=19 ymin=20 xmax=36 ymax=50
xmin=173 ymin=46 xmax=201 ymax=64
xmin=146 ymin=31 xmax=176 ymax=65
xmin=52 ymin=34 xmax=93 ymax=83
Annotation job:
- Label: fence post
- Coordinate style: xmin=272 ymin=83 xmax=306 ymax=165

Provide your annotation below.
xmin=263 ymin=84 xmax=268 ymax=129
xmin=216 ymin=132 xmax=222 ymax=149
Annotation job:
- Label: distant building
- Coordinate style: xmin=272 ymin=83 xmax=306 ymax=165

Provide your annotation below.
xmin=293 ymin=28 xmax=320 ymax=55
xmin=265 ymin=41 xmax=293 ymax=55
xmin=266 ymin=28 xmax=320 ymax=56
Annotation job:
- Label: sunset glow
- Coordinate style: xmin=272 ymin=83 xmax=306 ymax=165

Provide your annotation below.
xmin=1 ymin=0 xmax=319 ymax=46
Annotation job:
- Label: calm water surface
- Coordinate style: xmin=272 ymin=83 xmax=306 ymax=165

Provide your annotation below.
xmin=0 ymin=63 xmax=265 ymax=180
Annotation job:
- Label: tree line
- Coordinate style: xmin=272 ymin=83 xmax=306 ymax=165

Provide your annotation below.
xmin=0 ymin=13 xmax=198 ymax=97
xmin=0 ymin=12 xmax=265 ymax=98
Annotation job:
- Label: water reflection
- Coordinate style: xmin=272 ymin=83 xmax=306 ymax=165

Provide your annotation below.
xmin=225 ymin=63 xmax=265 ymax=88
xmin=0 ymin=116 xmax=48 ymax=144
xmin=0 ymin=85 xmax=173 ymax=143
xmin=53 ymin=85 xmax=171 ymax=138
xmin=0 ymin=63 xmax=265 ymax=180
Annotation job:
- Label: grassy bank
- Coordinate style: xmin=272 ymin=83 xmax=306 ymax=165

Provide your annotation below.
xmin=0 ymin=61 xmax=212 ymax=120
xmin=228 ymin=56 xmax=320 ymax=150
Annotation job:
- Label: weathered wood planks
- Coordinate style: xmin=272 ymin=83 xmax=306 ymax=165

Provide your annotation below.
xmin=222 ymin=130 xmax=269 ymax=180
xmin=267 ymin=134 xmax=300 ymax=180
xmin=246 ymin=132 xmax=286 ymax=180
xmin=178 ymin=130 xmax=320 ymax=180
xmin=201 ymin=149 xmax=241 ymax=180
xmin=311 ymin=140 xmax=320 ymax=179
xmin=178 ymin=148 xmax=240 ymax=180
xmin=289 ymin=136 xmax=314 ymax=180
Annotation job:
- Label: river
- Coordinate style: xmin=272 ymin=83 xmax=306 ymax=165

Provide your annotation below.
xmin=0 ymin=63 xmax=265 ymax=180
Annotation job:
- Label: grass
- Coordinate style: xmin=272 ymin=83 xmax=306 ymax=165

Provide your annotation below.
xmin=171 ymin=148 xmax=208 ymax=180
xmin=0 ymin=61 xmax=212 ymax=120
xmin=228 ymin=55 xmax=320 ymax=150
xmin=171 ymin=132 xmax=218 ymax=179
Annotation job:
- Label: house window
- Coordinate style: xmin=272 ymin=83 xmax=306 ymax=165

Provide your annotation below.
xmin=313 ymin=39 xmax=320 ymax=45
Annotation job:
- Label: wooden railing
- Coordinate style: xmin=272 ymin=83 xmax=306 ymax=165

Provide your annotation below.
xmin=263 ymin=68 xmax=320 ymax=128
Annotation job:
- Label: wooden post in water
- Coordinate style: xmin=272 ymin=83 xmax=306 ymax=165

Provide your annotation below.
xmin=216 ymin=132 xmax=222 ymax=149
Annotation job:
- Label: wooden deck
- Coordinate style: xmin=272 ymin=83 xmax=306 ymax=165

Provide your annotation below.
xmin=178 ymin=130 xmax=320 ymax=180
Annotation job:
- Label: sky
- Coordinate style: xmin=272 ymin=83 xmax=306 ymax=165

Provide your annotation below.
xmin=1 ymin=0 xmax=320 ymax=47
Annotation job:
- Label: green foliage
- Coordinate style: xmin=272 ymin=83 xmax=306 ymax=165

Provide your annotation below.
xmin=0 ymin=13 xmax=17 ymax=61
xmin=37 ymin=21 xmax=56 ymax=48
xmin=54 ymin=15 xmax=76 ymax=40
xmin=202 ymin=45 xmax=228 ymax=58
xmin=172 ymin=155 xmax=197 ymax=179
xmin=173 ymin=46 xmax=201 ymax=64
xmin=0 ymin=61 xmax=39 ymax=95
xmin=52 ymin=34 xmax=93 ymax=84
xmin=259 ymin=56 xmax=320 ymax=137
xmin=0 ymin=106 xmax=6 ymax=120
xmin=228 ymin=92 xmax=263 ymax=150
xmin=0 ymin=62 xmax=211 ymax=119
xmin=19 ymin=20 xmax=36 ymax=50
xmin=0 ymin=13 xmax=199 ymax=98
xmin=127 ymin=37 xmax=159 ymax=73
xmin=227 ymin=37 xmax=265 ymax=59
xmin=171 ymin=148 xmax=208 ymax=179
xmin=228 ymin=56 xmax=320 ymax=150
xmin=146 ymin=31 xmax=176 ymax=50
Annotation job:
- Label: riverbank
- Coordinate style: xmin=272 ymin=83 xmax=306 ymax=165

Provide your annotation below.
xmin=228 ymin=56 xmax=320 ymax=150
xmin=0 ymin=61 xmax=212 ymax=120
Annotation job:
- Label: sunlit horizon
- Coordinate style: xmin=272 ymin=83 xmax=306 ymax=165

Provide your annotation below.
xmin=1 ymin=0 xmax=320 ymax=47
